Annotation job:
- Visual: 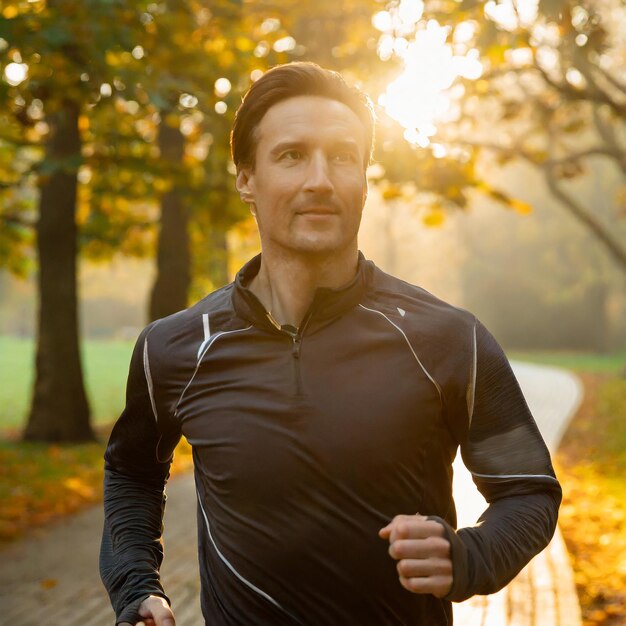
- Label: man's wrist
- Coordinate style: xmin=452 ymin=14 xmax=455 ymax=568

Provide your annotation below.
xmin=116 ymin=592 xmax=165 ymax=626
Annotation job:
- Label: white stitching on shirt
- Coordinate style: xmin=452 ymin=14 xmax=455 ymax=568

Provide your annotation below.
xmin=176 ymin=326 xmax=253 ymax=412
xmin=197 ymin=313 xmax=212 ymax=360
xmin=143 ymin=335 xmax=159 ymax=423
xmin=358 ymin=304 xmax=443 ymax=404
xmin=472 ymin=471 xmax=559 ymax=481
xmin=467 ymin=320 xmax=477 ymax=426
xmin=196 ymin=491 xmax=286 ymax=611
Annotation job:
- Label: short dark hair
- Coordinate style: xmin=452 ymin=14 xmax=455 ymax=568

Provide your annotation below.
xmin=231 ymin=62 xmax=375 ymax=170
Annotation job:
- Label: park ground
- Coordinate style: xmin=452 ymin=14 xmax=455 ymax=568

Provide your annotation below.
xmin=0 ymin=337 xmax=625 ymax=626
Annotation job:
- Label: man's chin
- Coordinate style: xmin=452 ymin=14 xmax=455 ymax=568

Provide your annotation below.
xmin=286 ymin=237 xmax=350 ymax=257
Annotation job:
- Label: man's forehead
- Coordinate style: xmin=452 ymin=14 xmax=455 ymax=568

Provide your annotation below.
xmin=256 ymin=95 xmax=367 ymax=147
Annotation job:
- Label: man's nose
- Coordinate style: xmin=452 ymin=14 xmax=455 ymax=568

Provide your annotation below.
xmin=303 ymin=152 xmax=333 ymax=193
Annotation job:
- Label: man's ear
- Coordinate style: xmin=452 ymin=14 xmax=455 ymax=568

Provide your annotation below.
xmin=236 ymin=167 xmax=255 ymax=204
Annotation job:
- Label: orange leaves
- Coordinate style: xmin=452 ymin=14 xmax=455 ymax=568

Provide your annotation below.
xmin=40 ymin=579 xmax=58 ymax=590
xmin=509 ymin=198 xmax=533 ymax=215
xmin=63 ymin=477 xmax=97 ymax=500
xmin=0 ymin=438 xmax=105 ymax=545
xmin=171 ymin=438 xmax=194 ymax=475
xmin=556 ymin=373 xmax=626 ymax=626
xmin=477 ymin=181 xmax=534 ymax=214
xmin=0 ymin=432 xmax=195 ymax=547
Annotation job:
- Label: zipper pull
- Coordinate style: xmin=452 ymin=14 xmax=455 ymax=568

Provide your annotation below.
xmin=292 ymin=335 xmax=301 ymax=358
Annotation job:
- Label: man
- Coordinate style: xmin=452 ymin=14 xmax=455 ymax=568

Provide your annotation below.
xmin=100 ymin=62 xmax=561 ymax=625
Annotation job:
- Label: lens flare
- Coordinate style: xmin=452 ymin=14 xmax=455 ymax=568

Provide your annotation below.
xmin=377 ymin=10 xmax=483 ymax=147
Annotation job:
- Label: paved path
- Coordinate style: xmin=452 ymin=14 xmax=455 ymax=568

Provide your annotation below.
xmin=0 ymin=362 xmax=583 ymax=625
xmin=451 ymin=362 xmax=583 ymax=626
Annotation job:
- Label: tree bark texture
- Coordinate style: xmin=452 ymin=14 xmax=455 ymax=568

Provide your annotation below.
xmin=149 ymin=119 xmax=191 ymax=322
xmin=24 ymin=100 xmax=93 ymax=442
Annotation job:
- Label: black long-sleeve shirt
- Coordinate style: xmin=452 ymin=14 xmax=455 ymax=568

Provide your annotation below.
xmin=100 ymin=253 xmax=561 ymax=625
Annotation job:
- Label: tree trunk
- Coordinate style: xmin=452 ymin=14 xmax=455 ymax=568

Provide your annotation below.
xmin=24 ymin=100 xmax=93 ymax=442
xmin=149 ymin=118 xmax=190 ymax=322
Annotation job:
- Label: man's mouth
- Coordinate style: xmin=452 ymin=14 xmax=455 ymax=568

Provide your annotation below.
xmin=297 ymin=207 xmax=338 ymax=216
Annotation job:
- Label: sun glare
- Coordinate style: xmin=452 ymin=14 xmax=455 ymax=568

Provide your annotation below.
xmin=375 ymin=2 xmax=483 ymax=149
xmin=3 ymin=62 xmax=28 ymax=86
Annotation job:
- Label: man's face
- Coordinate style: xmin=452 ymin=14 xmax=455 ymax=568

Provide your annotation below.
xmin=236 ymin=95 xmax=368 ymax=258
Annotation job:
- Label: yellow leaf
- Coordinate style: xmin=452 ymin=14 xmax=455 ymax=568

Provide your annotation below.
xmin=3 ymin=6 xmax=19 ymax=19
xmin=235 ymin=36 xmax=254 ymax=52
xmin=511 ymin=199 xmax=533 ymax=215
xmin=422 ymin=209 xmax=446 ymax=227
xmin=40 ymin=579 xmax=58 ymax=590
xmin=63 ymin=477 xmax=96 ymax=500
xmin=382 ymin=185 xmax=403 ymax=201
xmin=105 ymin=50 xmax=123 ymax=67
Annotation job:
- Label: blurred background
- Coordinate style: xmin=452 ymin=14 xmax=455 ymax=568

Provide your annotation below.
xmin=0 ymin=0 xmax=625 ymax=623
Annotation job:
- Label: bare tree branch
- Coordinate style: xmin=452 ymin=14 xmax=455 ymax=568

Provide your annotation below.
xmin=594 ymin=62 xmax=626 ymax=97
xmin=543 ymin=167 xmax=626 ymax=272
xmin=443 ymin=136 xmax=626 ymax=272
xmin=534 ymin=62 xmax=626 ymax=117
xmin=592 ymin=105 xmax=626 ymax=175
xmin=452 ymin=136 xmax=625 ymax=171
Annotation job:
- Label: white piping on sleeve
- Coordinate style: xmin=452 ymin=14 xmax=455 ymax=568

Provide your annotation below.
xmin=196 ymin=491 xmax=286 ymax=611
xmin=467 ymin=321 xmax=477 ymax=426
xmin=472 ymin=471 xmax=560 ymax=482
xmin=143 ymin=336 xmax=159 ymax=423
xmin=197 ymin=313 xmax=212 ymax=360
xmin=358 ymin=304 xmax=443 ymax=403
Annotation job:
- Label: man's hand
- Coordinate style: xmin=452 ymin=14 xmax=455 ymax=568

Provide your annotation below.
xmin=379 ymin=514 xmax=453 ymax=598
xmin=118 ymin=595 xmax=176 ymax=626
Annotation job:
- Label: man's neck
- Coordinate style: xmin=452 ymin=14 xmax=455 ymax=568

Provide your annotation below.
xmin=248 ymin=247 xmax=359 ymax=329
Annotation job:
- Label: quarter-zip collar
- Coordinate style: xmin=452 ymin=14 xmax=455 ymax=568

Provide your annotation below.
xmin=232 ymin=252 xmax=374 ymax=333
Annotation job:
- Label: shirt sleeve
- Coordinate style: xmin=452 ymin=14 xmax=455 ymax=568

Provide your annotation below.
xmin=99 ymin=322 xmax=182 ymax=625
xmin=435 ymin=318 xmax=562 ymax=602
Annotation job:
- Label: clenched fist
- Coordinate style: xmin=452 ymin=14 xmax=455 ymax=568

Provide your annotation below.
xmin=379 ymin=514 xmax=453 ymax=598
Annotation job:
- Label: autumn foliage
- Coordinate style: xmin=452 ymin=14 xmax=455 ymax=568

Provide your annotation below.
xmin=557 ymin=374 xmax=626 ymax=625
xmin=0 ymin=429 xmax=193 ymax=546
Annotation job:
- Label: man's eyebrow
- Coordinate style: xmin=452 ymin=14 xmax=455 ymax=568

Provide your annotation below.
xmin=269 ymin=141 xmax=307 ymax=156
xmin=269 ymin=139 xmax=361 ymax=155
xmin=332 ymin=140 xmax=360 ymax=150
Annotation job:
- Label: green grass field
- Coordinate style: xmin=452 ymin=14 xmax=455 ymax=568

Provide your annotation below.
xmin=509 ymin=350 xmax=626 ymax=375
xmin=0 ymin=335 xmax=135 ymax=430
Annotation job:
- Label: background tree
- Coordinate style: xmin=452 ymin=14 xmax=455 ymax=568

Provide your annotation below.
xmin=0 ymin=0 xmax=159 ymax=441
xmin=371 ymin=0 xmax=625 ymax=270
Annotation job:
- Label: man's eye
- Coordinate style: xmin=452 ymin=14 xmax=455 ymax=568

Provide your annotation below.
xmin=281 ymin=150 xmax=302 ymax=161
xmin=333 ymin=151 xmax=355 ymax=163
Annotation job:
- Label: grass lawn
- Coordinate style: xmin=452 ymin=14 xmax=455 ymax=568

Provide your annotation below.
xmin=509 ymin=349 xmax=626 ymax=375
xmin=0 ymin=335 xmax=135 ymax=429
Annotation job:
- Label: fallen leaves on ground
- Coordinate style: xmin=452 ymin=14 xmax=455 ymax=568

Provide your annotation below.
xmin=556 ymin=373 xmax=626 ymax=626
xmin=0 ymin=426 xmax=193 ymax=546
